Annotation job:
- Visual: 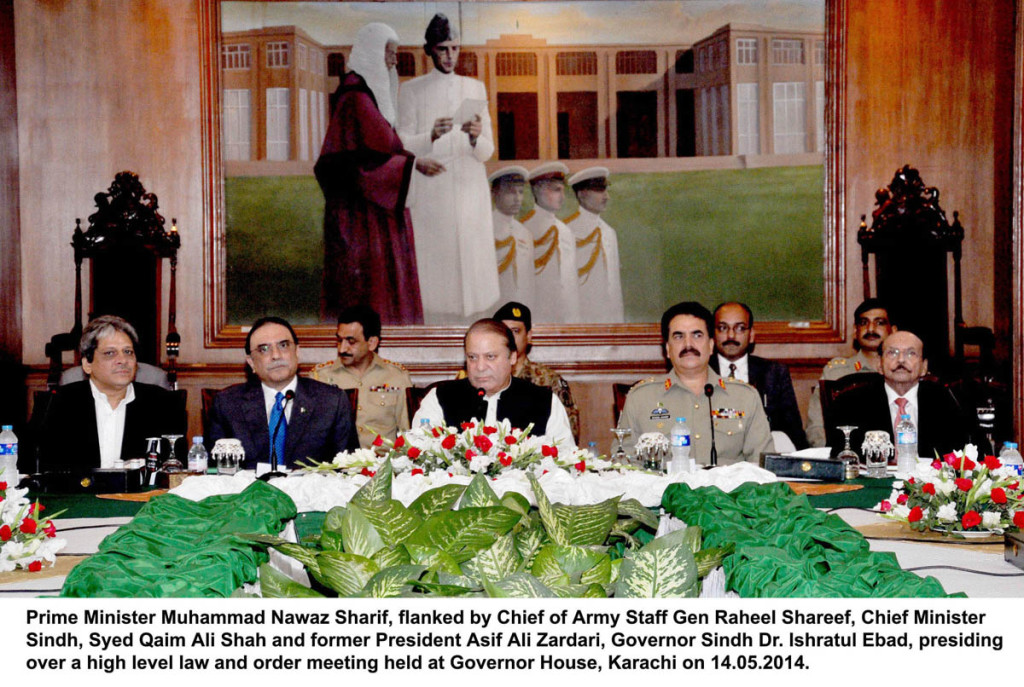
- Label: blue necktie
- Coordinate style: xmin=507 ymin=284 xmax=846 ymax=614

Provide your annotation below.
xmin=269 ymin=391 xmax=287 ymax=466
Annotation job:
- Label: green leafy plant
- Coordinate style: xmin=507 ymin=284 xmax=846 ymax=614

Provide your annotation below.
xmin=248 ymin=459 xmax=729 ymax=598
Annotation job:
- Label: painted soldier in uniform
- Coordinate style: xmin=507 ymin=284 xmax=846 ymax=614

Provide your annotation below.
xmin=310 ymin=305 xmax=411 ymax=448
xmin=805 ymin=298 xmax=895 ymax=446
xmin=618 ymin=302 xmax=774 ymax=465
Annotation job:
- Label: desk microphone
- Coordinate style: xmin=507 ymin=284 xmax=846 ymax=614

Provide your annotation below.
xmin=475 ymin=387 xmax=488 ymax=422
xmin=704 ymin=384 xmax=718 ymax=467
xmin=261 ymin=389 xmax=295 ymax=481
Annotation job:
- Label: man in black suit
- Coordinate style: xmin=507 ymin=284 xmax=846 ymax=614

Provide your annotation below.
xmin=411 ymin=319 xmax=576 ymax=448
xmin=825 ymin=330 xmax=972 ymax=458
xmin=711 ymin=302 xmax=808 ymax=449
xmin=207 ymin=317 xmax=357 ymax=470
xmin=39 ymin=315 xmax=185 ymax=471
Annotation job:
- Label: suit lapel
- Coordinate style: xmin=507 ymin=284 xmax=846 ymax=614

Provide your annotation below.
xmin=748 ymin=356 xmax=766 ymax=390
xmin=243 ymin=384 xmax=271 ymax=462
xmin=76 ymin=383 xmax=103 ymax=467
xmin=284 ymin=379 xmax=314 ymax=463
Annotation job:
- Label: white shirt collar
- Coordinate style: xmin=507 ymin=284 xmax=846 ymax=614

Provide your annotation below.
xmin=261 ymin=377 xmax=299 ymax=419
xmin=89 ymin=379 xmax=135 ymax=410
xmin=885 ymin=382 xmax=919 ymax=407
xmin=716 ymin=353 xmax=749 ymax=383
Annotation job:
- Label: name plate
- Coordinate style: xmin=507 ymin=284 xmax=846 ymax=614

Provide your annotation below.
xmin=760 ymin=453 xmax=847 ymax=482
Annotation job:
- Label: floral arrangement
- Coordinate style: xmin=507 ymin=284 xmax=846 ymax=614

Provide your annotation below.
xmin=307 ymin=419 xmax=618 ymax=478
xmin=0 ymin=477 xmax=66 ymax=573
xmin=879 ymin=444 xmax=1024 ymax=534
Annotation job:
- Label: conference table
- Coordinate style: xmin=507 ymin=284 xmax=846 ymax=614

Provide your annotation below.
xmin=1 ymin=464 xmax=1021 ymax=597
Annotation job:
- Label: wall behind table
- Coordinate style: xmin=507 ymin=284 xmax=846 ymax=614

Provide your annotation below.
xmin=14 ymin=1 xmax=1014 ymax=442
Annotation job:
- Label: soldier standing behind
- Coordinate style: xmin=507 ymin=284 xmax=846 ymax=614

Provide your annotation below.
xmin=311 ymin=305 xmax=411 ymax=447
xmin=565 ymin=166 xmax=624 ymax=323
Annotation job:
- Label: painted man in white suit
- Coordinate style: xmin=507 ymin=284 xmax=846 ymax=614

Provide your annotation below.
xmin=521 ymin=162 xmax=581 ymax=324
xmin=397 ymin=13 xmax=499 ymax=324
xmin=565 ymin=167 xmax=624 ymax=322
xmin=489 ymin=166 xmax=535 ymax=307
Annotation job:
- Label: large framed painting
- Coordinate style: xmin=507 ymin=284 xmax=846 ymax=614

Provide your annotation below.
xmin=199 ymin=0 xmax=845 ymax=349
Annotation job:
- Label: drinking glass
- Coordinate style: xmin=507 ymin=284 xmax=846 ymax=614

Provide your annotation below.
xmin=161 ymin=434 xmax=185 ymax=473
xmin=861 ymin=430 xmax=892 ymax=479
xmin=610 ymin=427 xmax=632 ymax=465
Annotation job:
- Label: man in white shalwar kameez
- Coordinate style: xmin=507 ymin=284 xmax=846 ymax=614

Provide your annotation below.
xmin=397 ymin=13 xmax=499 ymax=324
xmin=521 ymin=162 xmax=581 ymax=324
xmin=488 ymin=166 xmax=535 ymax=308
xmin=565 ymin=167 xmax=625 ymax=322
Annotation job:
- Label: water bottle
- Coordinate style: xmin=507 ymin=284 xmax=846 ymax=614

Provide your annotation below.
xmin=669 ymin=417 xmax=692 ymax=473
xmin=187 ymin=436 xmax=208 ymax=474
xmin=0 ymin=424 xmax=18 ymax=482
xmin=895 ymin=414 xmax=917 ymax=474
xmin=999 ymin=442 xmax=1024 ymax=477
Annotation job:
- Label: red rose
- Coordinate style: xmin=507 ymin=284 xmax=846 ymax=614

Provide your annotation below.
xmin=407 ymin=447 xmax=421 ymax=460
xmin=907 ymin=506 xmax=923 ymax=522
xmin=0 ymin=524 xmax=11 ymax=541
xmin=0 ymin=481 xmax=7 ymax=490
xmin=431 ymin=427 xmax=441 ymax=438
xmin=504 ymin=435 xmax=517 ymax=446
xmin=28 ymin=502 xmax=44 ymax=515
xmin=1014 ymin=511 xmax=1024 ymax=529
xmin=20 ymin=518 xmax=37 ymax=534
xmin=360 ymin=467 xmax=376 ymax=477
xmin=908 ymin=477 xmax=915 ymax=484
xmin=943 ymin=452 xmax=957 ymax=466
xmin=575 ymin=460 xmax=586 ymax=472
xmin=955 ymin=478 xmax=973 ymax=492
xmin=394 ymin=436 xmax=405 ymax=449
xmin=1009 ymin=481 xmax=1020 ymax=490
xmin=930 ymin=460 xmax=942 ymax=470
xmin=897 ymin=493 xmax=908 ymax=505
xmin=991 ymin=487 xmax=1007 ymax=504
xmin=372 ymin=435 xmax=383 ymax=447
xmin=984 ymin=456 xmax=1001 ymax=470
xmin=542 ymin=469 xmax=549 ymax=475
xmin=411 ymin=468 xmax=424 ymax=476
xmin=879 ymin=500 xmax=892 ymax=512
xmin=460 ymin=422 xmax=475 ymax=430
xmin=964 ymin=458 xmax=977 ymax=471
xmin=28 ymin=560 xmax=42 ymax=573
xmin=541 ymin=445 xmax=558 ymax=458
xmin=464 ymin=449 xmax=476 ymax=460
xmin=441 ymin=434 xmax=457 ymax=450
xmin=474 ymin=435 xmax=493 ymax=453
xmin=499 ymin=454 xmax=513 ymax=467
xmin=43 ymin=521 xmax=56 ymax=538
xmin=483 ymin=426 xmax=497 ymax=435
xmin=962 ymin=510 xmax=982 ymax=529
xmin=923 ymin=483 xmax=936 ymax=495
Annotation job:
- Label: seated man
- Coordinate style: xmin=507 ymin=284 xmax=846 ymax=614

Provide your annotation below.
xmin=806 ymin=298 xmax=895 ymax=446
xmin=412 ymin=319 xmax=575 ymax=448
xmin=711 ymin=302 xmax=808 ymax=449
xmin=207 ymin=316 xmax=357 ymax=469
xmin=39 ymin=315 xmax=184 ymax=470
xmin=826 ymin=330 xmax=973 ymax=458
xmin=618 ymin=302 xmax=773 ymax=466
xmin=311 ymin=305 xmax=412 ymax=448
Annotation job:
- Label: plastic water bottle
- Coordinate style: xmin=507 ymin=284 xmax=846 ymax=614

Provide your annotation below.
xmin=895 ymin=414 xmax=917 ymax=474
xmin=187 ymin=436 xmax=208 ymax=474
xmin=999 ymin=442 xmax=1024 ymax=477
xmin=669 ymin=417 xmax=692 ymax=473
xmin=0 ymin=424 xmax=18 ymax=482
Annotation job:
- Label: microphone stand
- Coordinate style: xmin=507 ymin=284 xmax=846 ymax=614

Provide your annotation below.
xmin=704 ymin=383 xmax=718 ymax=468
xmin=260 ymin=390 xmax=294 ymax=482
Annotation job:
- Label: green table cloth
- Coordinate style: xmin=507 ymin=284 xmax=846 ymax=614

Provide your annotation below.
xmin=60 ymin=480 xmax=296 ymax=597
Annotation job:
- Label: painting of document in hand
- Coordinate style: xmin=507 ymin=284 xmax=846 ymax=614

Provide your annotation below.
xmin=220 ymin=1 xmax=826 ymax=327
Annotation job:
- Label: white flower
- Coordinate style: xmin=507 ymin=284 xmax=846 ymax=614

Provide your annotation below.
xmin=888 ymin=489 xmax=903 ymax=503
xmin=935 ymin=480 xmax=958 ymax=496
xmin=982 ymin=511 xmax=1002 ymax=529
xmin=468 ymin=454 xmax=494 ymax=473
xmin=964 ymin=444 xmax=979 ymax=461
xmin=892 ymin=480 xmax=904 ymax=490
xmin=390 ymin=455 xmax=413 ymax=473
xmin=937 ymin=503 xmax=958 ymax=522
xmin=893 ymin=504 xmax=911 ymax=520
xmin=332 ymin=448 xmax=376 ymax=468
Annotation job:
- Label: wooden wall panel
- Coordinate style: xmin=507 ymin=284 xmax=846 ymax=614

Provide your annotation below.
xmin=0 ymin=0 xmax=20 ymax=361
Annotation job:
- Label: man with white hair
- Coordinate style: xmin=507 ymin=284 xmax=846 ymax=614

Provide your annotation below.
xmin=521 ymin=162 xmax=580 ymax=323
xmin=398 ymin=13 xmax=499 ymax=323
xmin=565 ymin=166 xmax=624 ymax=322
xmin=39 ymin=315 xmax=184 ymax=471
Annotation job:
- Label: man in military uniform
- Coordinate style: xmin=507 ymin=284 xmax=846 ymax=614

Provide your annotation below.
xmin=310 ymin=305 xmax=411 ymax=448
xmin=494 ymin=301 xmax=581 ymax=443
xmin=805 ymin=299 xmax=895 ymax=447
xmin=618 ymin=302 xmax=773 ymax=466
xmin=521 ymin=162 xmax=580 ymax=323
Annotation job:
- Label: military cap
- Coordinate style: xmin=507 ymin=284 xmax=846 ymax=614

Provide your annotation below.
xmin=493 ymin=301 xmax=532 ymax=331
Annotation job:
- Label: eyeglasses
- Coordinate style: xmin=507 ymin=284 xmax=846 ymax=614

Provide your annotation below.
xmin=716 ymin=323 xmax=750 ymax=334
xmin=856 ymin=317 xmax=890 ymax=328
xmin=252 ymin=340 xmax=294 ymax=356
xmin=883 ymin=348 xmax=920 ymax=360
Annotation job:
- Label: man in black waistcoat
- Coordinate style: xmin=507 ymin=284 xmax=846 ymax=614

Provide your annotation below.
xmin=412 ymin=319 xmax=576 ymax=448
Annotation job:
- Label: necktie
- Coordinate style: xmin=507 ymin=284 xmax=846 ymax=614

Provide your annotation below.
xmin=728 ymin=363 xmax=737 ymax=380
xmin=894 ymin=397 xmax=908 ymax=435
xmin=269 ymin=391 xmax=287 ymax=465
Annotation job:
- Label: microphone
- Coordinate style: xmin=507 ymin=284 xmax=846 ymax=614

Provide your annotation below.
xmin=262 ymin=389 xmax=295 ymax=481
xmin=704 ymin=384 xmax=718 ymax=467
xmin=475 ymin=387 xmax=488 ymax=422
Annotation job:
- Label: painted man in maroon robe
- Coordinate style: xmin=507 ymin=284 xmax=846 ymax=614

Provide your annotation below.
xmin=315 ymin=23 xmax=444 ymax=324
